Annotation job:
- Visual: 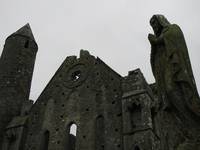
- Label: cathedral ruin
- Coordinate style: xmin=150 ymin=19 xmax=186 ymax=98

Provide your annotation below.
xmin=0 ymin=15 xmax=200 ymax=150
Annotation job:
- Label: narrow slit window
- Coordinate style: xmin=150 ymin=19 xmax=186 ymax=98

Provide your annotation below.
xmin=24 ymin=40 xmax=29 ymax=48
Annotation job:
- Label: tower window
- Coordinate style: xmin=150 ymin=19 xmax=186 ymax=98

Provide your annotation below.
xmin=24 ymin=40 xmax=29 ymax=48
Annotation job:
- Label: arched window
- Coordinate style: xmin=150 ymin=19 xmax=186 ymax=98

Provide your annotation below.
xmin=40 ymin=130 xmax=49 ymax=150
xmin=129 ymin=103 xmax=142 ymax=128
xmin=70 ymin=123 xmax=77 ymax=136
xmin=66 ymin=123 xmax=77 ymax=150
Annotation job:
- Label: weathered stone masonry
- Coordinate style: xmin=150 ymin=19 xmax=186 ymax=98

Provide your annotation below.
xmin=0 ymin=15 xmax=200 ymax=150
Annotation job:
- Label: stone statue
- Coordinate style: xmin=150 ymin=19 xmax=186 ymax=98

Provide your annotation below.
xmin=148 ymin=15 xmax=200 ymax=117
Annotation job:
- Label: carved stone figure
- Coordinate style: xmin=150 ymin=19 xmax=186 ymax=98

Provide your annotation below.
xmin=148 ymin=15 xmax=200 ymax=117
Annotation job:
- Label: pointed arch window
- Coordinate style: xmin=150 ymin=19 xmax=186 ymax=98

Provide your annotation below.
xmin=129 ymin=103 xmax=142 ymax=128
xmin=70 ymin=123 xmax=77 ymax=136
xmin=66 ymin=123 xmax=77 ymax=150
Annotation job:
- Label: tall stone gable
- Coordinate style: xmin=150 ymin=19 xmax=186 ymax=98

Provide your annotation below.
xmin=24 ymin=50 xmax=123 ymax=150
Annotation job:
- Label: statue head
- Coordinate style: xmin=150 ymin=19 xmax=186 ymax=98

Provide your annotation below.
xmin=150 ymin=15 xmax=170 ymax=36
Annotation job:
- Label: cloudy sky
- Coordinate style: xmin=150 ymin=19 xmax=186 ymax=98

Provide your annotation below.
xmin=0 ymin=0 xmax=199 ymax=100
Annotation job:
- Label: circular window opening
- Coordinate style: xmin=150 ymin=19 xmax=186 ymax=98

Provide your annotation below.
xmin=71 ymin=70 xmax=81 ymax=81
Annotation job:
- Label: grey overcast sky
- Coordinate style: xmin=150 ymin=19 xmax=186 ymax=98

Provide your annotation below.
xmin=0 ymin=0 xmax=199 ymax=100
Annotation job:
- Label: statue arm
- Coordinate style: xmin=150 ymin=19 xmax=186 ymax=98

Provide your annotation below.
xmin=148 ymin=33 xmax=164 ymax=77
xmin=149 ymin=34 xmax=164 ymax=45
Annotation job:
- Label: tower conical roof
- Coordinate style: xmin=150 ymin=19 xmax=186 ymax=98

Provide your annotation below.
xmin=8 ymin=23 xmax=36 ymax=41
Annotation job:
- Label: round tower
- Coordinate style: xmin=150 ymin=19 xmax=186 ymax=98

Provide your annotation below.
xmin=0 ymin=24 xmax=38 ymax=146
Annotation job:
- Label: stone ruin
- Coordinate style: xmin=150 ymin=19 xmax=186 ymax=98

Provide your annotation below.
xmin=0 ymin=15 xmax=199 ymax=150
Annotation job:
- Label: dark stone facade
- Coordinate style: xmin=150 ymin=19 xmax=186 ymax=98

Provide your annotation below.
xmin=0 ymin=15 xmax=200 ymax=150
